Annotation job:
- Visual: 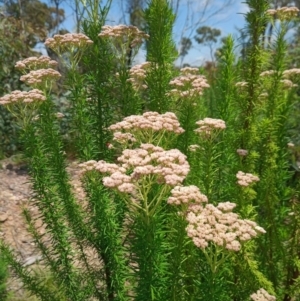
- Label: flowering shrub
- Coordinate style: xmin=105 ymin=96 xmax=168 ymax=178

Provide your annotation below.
xmin=1 ymin=0 xmax=300 ymax=300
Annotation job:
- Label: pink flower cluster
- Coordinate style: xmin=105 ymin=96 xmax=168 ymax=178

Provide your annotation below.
xmin=98 ymin=25 xmax=149 ymax=48
xmin=185 ymin=201 xmax=266 ymax=251
xmin=194 ymin=118 xmax=226 ymax=136
xmin=168 ymin=69 xmax=210 ymax=98
xmin=0 ymin=89 xmax=46 ymax=106
xmin=109 ymin=111 xmax=184 ymax=136
xmin=20 ymin=68 xmax=61 ymax=87
xmin=80 ymin=143 xmax=190 ymax=195
xmin=113 ymin=132 xmax=137 ymax=144
xmin=127 ymin=62 xmax=151 ymax=91
xmin=167 ymin=185 xmax=208 ymax=207
xmin=250 ymin=288 xmax=276 ymax=301
xmin=266 ymin=6 xmax=299 ymax=20
xmin=236 ymin=171 xmax=259 ymax=187
xmin=45 ymin=33 xmax=93 ymax=51
xmin=180 ymin=67 xmax=199 ymax=75
xmin=15 ymin=56 xmax=58 ymax=71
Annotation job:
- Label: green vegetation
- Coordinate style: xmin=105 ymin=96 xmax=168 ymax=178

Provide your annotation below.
xmin=1 ymin=0 xmax=300 ymax=300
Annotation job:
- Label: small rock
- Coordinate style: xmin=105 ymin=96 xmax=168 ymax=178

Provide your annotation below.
xmin=23 ymin=255 xmax=42 ymax=266
xmin=0 ymin=213 xmax=8 ymax=222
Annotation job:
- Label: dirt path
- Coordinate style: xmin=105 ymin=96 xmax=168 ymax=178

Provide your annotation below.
xmin=0 ymin=158 xmax=85 ymax=299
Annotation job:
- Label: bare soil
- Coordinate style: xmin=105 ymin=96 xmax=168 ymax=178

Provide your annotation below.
xmin=0 ymin=157 xmax=85 ymax=300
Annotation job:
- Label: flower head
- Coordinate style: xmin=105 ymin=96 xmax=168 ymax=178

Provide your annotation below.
xmin=167 ymin=185 xmax=208 ymax=206
xmin=250 ymin=288 xmax=276 ymax=301
xmin=20 ymin=68 xmax=61 ymax=89
xmin=127 ymin=62 xmax=151 ymax=91
xmin=266 ymin=9 xmax=277 ymax=16
xmin=280 ymin=79 xmax=297 ymax=89
xmin=283 ymin=68 xmax=300 ymax=78
xmin=236 ymin=171 xmax=259 ymax=187
xmin=45 ymin=33 xmax=93 ymax=53
xmin=194 ymin=118 xmax=226 ymax=137
xmin=108 ymin=112 xmax=184 ymax=146
xmin=0 ymin=89 xmax=46 ymax=106
xmin=80 ymin=143 xmax=190 ymax=196
xmin=168 ymin=71 xmax=210 ymax=99
xmin=259 ymin=70 xmax=277 ymax=77
xmin=15 ymin=56 xmax=58 ymax=72
xmin=186 ymin=202 xmax=265 ymax=251
xmin=266 ymin=6 xmax=299 ymax=21
xmin=188 ymin=144 xmax=200 ymax=152
xmin=276 ymin=6 xmax=299 ymax=21
xmin=235 ymin=81 xmax=248 ymax=88
xmin=180 ymin=67 xmax=199 ymax=75
xmin=98 ymin=25 xmax=149 ymax=48
xmin=236 ymin=149 xmax=248 ymax=157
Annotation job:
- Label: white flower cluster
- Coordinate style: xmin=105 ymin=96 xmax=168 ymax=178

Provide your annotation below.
xmin=168 ymin=69 xmax=210 ymax=98
xmin=259 ymin=92 xmax=269 ymax=99
xmin=236 ymin=171 xmax=259 ymax=187
xmin=283 ymin=68 xmax=300 ymax=78
xmin=188 ymin=144 xmax=200 ymax=152
xmin=15 ymin=56 xmax=58 ymax=71
xmin=236 ymin=149 xmax=248 ymax=157
xmin=266 ymin=6 xmax=299 ymax=20
xmin=127 ymin=62 xmax=151 ymax=91
xmin=98 ymin=25 xmax=149 ymax=48
xmin=250 ymin=288 xmax=276 ymax=301
xmin=80 ymin=143 xmax=190 ymax=194
xmin=194 ymin=118 xmax=226 ymax=136
xmin=185 ymin=201 xmax=266 ymax=251
xmin=0 ymin=89 xmax=46 ymax=106
xmin=235 ymin=81 xmax=248 ymax=88
xmin=109 ymin=111 xmax=184 ymax=136
xmin=20 ymin=68 xmax=61 ymax=87
xmin=45 ymin=33 xmax=93 ymax=51
xmin=259 ymin=70 xmax=277 ymax=77
xmin=55 ymin=112 xmax=65 ymax=118
xmin=280 ymin=79 xmax=297 ymax=89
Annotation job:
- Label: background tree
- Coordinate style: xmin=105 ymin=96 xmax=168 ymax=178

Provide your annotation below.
xmin=0 ymin=0 xmax=66 ymax=157
xmin=194 ymin=25 xmax=221 ymax=62
xmin=116 ymin=0 xmax=233 ymax=62
xmin=1 ymin=0 xmax=65 ymax=44
xmin=179 ymin=36 xmax=192 ymax=67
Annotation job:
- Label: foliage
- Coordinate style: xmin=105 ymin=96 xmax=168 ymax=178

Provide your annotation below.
xmin=2 ymin=0 xmax=65 ymax=44
xmin=1 ymin=0 xmax=300 ymax=300
xmin=0 ymin=0 xmax=66 ymax=157
xmin=0 ymin=253 xmax=8 ymax=301
xmin=179 ymin=37 xmax=192 ymax=66
xmin=194 ymin=26 xmax=221 ymax=61
xmin=144 ymin=0 xmax=177 ymax=113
